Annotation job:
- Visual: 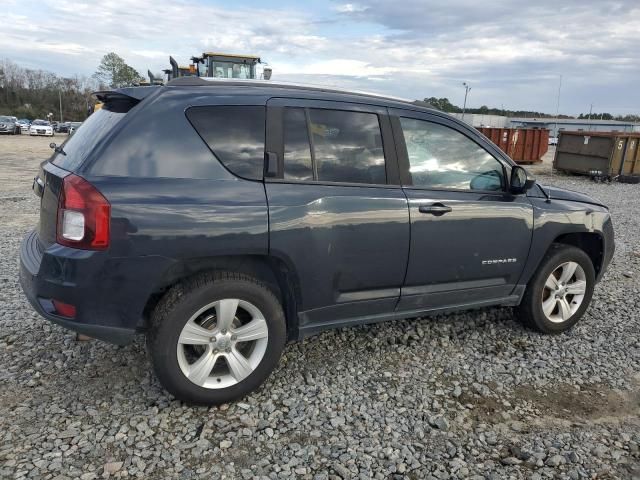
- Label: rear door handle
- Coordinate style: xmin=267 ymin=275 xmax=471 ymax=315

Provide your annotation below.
xmin=418 ymin=203 xmax=452 ymax=216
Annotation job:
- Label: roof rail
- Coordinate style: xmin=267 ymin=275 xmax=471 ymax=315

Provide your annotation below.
xmin=165 ymin=76 xmax=417 ymax=105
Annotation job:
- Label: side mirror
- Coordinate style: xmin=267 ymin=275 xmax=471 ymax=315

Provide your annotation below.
xmin=510 ymin=166 xmax=536 ymax=194
xmin=263 ymin=66 xmax=272 ymax=80
xmin=49 ymin=142 xmax=56 ymax=149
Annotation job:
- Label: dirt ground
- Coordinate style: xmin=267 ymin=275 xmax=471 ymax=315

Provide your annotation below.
xmin=0 ymin=133 xmax=56 ymax=194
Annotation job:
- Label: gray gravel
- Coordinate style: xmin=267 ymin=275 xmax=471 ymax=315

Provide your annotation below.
xmin=1 ymin=136 xmax=639 ymax=479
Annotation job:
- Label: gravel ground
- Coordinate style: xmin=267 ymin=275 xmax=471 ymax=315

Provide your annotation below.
xmin=1 ymin=135 xmax=639 ymax=479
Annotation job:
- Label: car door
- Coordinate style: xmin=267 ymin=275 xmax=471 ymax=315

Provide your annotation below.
xmin=389 ymin=109 xmax=534 ymax=312
xmin=265 ymin=98 xmax=410 ymax=334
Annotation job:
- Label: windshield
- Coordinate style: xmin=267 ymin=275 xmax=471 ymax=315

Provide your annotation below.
xmin=52 ymin=108 xmax=128 ymax=171
xmin=33 ymin=120 xmax=49 ymax=126
xmin=211 ymin=61 xmax=253 ymax=79
xmin=0 ymin=116 xmax=11 ymax=122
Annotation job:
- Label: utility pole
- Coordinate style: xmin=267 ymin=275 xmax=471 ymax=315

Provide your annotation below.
xmin=588 ymin=103 xmax=593 ymax=131
xmin=59 ymin=90 xmax=63 ymax=123
xmin=462 ymin=82 xmax=471 ymax=123
xmin=554 ymin=75 xmax=562 ymax=138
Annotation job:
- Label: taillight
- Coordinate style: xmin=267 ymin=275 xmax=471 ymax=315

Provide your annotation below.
xmin=56 ymin=174 xmax=110 ymax=250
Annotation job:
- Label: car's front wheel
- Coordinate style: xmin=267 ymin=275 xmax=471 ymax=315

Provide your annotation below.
xmin=148 ymin=272 xmax=286 ymax=404
xmin=516 ymin=244 xmax=595 ymax=333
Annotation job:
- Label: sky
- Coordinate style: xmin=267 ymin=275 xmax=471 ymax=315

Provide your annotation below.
xmin=2 ymin=0 xmax=639 ymax=115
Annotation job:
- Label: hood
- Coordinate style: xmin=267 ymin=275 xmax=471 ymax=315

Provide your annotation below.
xmin=538 ymin=184 xmax=606 ymax=208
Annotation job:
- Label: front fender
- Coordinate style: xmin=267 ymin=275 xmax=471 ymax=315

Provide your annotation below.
xmin=517 ymin=198 xmax=613 ymax=286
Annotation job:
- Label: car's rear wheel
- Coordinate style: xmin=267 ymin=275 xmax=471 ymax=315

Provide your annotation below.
xmin=148 ymin=272 xmax=286 ymax=404
xmin=516 ymin=244 xmax=595 ymax=333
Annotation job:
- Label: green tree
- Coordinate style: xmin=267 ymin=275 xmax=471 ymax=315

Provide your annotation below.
xmin=422 ymin=97 xmax=462 ymax=113
xmin=0 ymin=58 xmax=97 ymax=121
xmin=94 ymin=53 xmax=141 ymax=88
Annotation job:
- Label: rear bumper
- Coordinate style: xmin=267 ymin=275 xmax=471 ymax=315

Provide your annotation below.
xmin=19 ymin=230 xmax=172 ymax=345
xmin=19 ymin=270 xmax=135 ymax=345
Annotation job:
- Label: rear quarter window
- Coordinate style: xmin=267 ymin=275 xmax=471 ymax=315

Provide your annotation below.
xmin=186 ymin=106 xmax=265 ymax=180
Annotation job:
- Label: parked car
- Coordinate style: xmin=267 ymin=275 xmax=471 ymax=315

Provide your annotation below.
xmin=29 ymin=119 xmax=54 ymax=136
xmin=56 ymin=122 xmax=70 ymax=134
xmin=548 ymin=136 xmax=559 ymax=146
xmin=17 ymin=119 xmax=31 ymax=133
xmin=0 ymin=115 xmax=21 ymax=134
xmin=68 ymin=121 xmax=82 ymax=134
xmin=19 ymin=79 xmax=615 ymax=405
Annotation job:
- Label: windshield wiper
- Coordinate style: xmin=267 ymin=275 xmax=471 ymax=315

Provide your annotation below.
xmin=49 ymin=142 xmax=66 ymax=156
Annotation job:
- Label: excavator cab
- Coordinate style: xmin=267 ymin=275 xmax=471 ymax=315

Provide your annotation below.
xmin=161 ymin=53 xmax=271 ymax=83
xmin=191 ymin=52 xmax=271 ymax=80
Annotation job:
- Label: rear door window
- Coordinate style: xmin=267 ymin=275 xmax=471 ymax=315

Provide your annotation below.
xmin=187 ymin=106 xmax=265 ymax=180
xmin=281 ymin=107 xmax=386 ymax=185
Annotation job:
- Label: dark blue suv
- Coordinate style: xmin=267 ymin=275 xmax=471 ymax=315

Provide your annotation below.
xmin=19 ymin=78 xmax=614 ymax=404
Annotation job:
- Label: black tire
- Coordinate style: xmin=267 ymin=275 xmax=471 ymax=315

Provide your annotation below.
xmin=148 ymin=272 xmax=286 ymax=404
xmin=516 ymin=244 xmax=595 ymax=334
xmin=618 ymin=175 xmax=640 ymax=184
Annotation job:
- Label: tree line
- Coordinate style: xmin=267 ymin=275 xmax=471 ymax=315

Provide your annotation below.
xmin=0 ymin=53 xmax=141 ymax=122
xmin=421 ymin=97 xmax=640 ymax=122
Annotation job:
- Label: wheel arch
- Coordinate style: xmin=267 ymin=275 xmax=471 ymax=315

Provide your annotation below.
xmin=141 ymin=254 xmax=302 ymax=340
xmin=552 ymin=232 xmax=604 ymax=277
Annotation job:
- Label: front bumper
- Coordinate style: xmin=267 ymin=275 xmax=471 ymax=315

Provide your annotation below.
xmin=597 ymin=217 xmax=615 ymax=282
xmin=19 ymin=230 xmax=169 ymax=345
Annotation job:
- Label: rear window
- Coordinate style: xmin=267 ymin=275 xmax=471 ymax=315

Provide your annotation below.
xmin=186 ymin=106 xmax=265 ymax=180
xmin=52 ymin=108 xmax=127 ymax=171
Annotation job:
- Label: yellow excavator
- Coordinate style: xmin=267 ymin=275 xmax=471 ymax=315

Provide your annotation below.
xmin=191 ymin=52 xmax=271 ymax=80
xmin=163 ymin=52 xmax=272 ymax=82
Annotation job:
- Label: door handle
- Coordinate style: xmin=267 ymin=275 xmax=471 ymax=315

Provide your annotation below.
xmin=265 ymin=151 xmax=278 ymax=178
xmin=418 ymin=203 xmax=452 ymax=216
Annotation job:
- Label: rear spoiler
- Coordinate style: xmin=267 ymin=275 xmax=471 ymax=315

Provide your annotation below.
xmin=93 ymin=86 xmax=160 ymax=103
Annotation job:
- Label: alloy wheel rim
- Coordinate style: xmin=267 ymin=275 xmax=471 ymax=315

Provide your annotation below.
xmin=541 ymin=261 xmax=587 ymax=323
xmin=176 ymin=299 xmax=269 ymax=389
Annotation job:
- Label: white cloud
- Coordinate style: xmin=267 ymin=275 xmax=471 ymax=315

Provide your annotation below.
xmin=334 ymin=3 xmax=367 ymax=13
xmin=278 ymin=59 xmax=395 ymax=77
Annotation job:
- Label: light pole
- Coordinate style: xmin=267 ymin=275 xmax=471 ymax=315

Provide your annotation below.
xmin=554 ymin=75 xmax=562 ymax=138
xmin=462 ymin=82 xmax=471 ymax=123
xmin=59 ymin=90 xmax=63 ymax=123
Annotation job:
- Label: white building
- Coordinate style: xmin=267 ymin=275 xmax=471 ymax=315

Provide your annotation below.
xmin=508 ymin=118 xmax=640 ymax=137
xmin=452 ymin=113 xmax=509 ymax=128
